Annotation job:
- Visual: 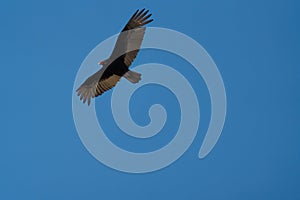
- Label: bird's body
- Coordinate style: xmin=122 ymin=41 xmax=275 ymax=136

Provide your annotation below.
xmin=77 ymin=9 xmax=153 ymax=105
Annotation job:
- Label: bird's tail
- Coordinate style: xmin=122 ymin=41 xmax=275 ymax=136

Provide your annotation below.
xmin=124 ymin=70 xmax=141 ymax=83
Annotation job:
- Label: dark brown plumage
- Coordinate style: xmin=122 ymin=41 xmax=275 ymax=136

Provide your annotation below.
xmin=76 ymin=9 xmax=153 ymax=105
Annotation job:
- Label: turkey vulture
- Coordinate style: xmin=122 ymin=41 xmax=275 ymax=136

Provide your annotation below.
xmin=76 ymin=9 xmax=153 ymax=105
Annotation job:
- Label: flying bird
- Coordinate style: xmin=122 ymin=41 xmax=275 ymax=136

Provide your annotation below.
xmin=76 ymin=9 xmax=153 ymax=105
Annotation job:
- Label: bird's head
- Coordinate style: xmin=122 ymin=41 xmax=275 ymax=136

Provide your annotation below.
xmin=98 ymin=59 xmax=109 ymax=66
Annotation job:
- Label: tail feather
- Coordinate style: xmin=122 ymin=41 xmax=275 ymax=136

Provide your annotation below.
xmin=124 ymin=70 xmax=141 ymax=83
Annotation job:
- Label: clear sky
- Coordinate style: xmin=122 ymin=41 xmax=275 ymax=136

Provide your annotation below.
xmin=1 ymin=0 xmax=300 ymax=199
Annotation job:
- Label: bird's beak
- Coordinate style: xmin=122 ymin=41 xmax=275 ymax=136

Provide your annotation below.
xmin=98 ymin=61 xmax=104 ymax=65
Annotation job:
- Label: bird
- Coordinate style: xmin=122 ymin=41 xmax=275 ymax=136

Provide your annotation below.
xmin=76 ymin=9 xmax=153 ymax=105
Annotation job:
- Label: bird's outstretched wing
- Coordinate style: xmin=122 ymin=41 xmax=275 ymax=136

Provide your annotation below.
xmin=109 ymin=8 xmax=153 ymax=67
xmin=76 ymin=68 xmax=121 ymax=105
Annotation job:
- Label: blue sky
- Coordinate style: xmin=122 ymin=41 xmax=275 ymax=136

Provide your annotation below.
xmin=1 ymin=0 xmax=300 ymax=199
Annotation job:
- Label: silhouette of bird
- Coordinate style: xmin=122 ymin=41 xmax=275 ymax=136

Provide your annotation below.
xmin=76 ymin=9 xmax=153 ymax=105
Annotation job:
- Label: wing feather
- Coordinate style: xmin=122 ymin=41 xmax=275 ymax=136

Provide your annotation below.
xmin=108 ymin=9 xmax=153 ymax=67
xmin=76 ymin=72 xmax=121 ymax=105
